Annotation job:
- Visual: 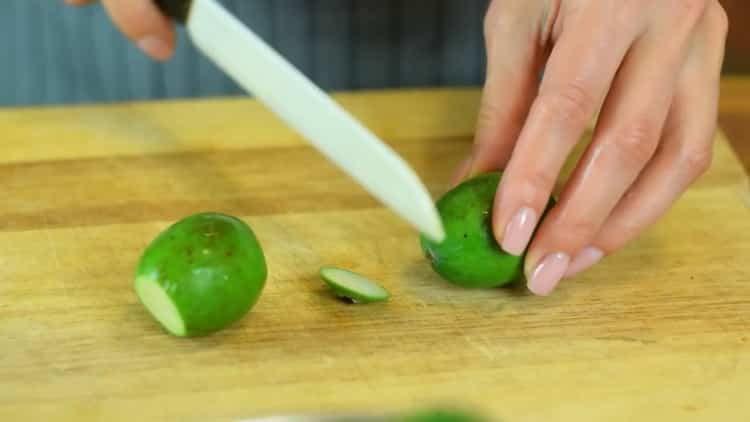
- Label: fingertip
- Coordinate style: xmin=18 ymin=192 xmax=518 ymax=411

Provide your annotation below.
xmin=525 ymin=252 xmax=569 ymax=296
xmin=565 ymin=246 xmax=604 ymax=277
xmin=137 ymin=35 xmax=175 ymax=61
xmin=497 ymin=206 xmax=538 ymax=256
xmin=102 ymin=0 xmax=177 ymax=61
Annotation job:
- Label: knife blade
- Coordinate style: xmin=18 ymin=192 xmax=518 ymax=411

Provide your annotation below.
xmin=153 ymin=0 xmax=445 ymax=242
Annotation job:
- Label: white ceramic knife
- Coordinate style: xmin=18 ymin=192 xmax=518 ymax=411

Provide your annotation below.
xmin=154 ymin=0 xmax=445 ymax=242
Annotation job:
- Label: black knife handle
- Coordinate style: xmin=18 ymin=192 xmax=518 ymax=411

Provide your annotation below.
xmin=153 ymin=0 xmax=192 ymax=24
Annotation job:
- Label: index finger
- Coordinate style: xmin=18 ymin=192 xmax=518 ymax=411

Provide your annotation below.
xmin=491 ymin=2 xmax=647 ymax=256
xmin=101 ymin=0 xmax=176 ymax=61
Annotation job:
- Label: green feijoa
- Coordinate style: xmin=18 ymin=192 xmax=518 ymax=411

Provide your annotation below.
xmin=420 ymin=172 xmax=554 ymax=288
xmin=134 ymin=212 xmax=267 ymax=337
xmin=397 ymin=408 xmax=489 ymax=422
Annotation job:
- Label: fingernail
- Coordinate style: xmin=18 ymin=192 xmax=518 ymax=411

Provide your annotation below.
xmin=527 ymin=252 xmax=570 ymax=296
xmin=137 ymin=36 xmax=171 ymax=60
xmin=501 ymin=207 xmax=538 ymax=256
xmin=566 ymin=247 xmax=604 ymax=277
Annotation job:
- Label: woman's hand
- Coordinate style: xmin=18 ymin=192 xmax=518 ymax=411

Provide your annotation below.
xmin=456 ymin=0 xmax=728 ymax=295
xmin=65 ymin=0 xmax=176 ymax=61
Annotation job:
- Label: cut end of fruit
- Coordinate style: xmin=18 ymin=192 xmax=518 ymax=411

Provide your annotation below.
xmin=135 ymin=275 xmax=187 ymax=336
xmin=320 ymin=267 xmax=390 ymax=303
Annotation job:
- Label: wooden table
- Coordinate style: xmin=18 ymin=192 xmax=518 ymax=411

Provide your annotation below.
xmin=1 ymin=79 xmax=748 ymax=422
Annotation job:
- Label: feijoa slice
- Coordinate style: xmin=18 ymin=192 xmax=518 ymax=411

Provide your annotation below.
xmin=320 ymin=267 xmax=390 ymax=303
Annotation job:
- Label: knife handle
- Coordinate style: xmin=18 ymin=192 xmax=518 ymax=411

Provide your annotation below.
xmin=153 ymin=0 xmax=192 ymax=24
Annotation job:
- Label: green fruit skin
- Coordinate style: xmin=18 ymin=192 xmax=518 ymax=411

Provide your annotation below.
xmin=420 ymin=172 xmax=554 ymax=288
xmin=397 ymin=408 xmax=488 ymax=422
xmin=136 ymin=212 xmax=267 ymax=336
xmin=328 ymin=285 xmax=389 ymax=304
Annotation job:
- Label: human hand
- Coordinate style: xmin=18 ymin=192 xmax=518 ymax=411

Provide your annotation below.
xmin=455 ymin=0 xmax=728 ymax=295
xmin=65 ymin=0 xmax=176 ymax=61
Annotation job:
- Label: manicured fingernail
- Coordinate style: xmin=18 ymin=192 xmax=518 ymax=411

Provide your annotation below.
xmin=501 ymin=207 xmax=538 ymax=256
xmin=137 ymin=36 xmax=171 ymax=60
xmin=527 ymin=252 xmax=570 ymax=296
xmin=566 ymin=247 xmax=604 ymax=277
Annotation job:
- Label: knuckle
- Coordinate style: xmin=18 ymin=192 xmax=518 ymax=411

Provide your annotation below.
xmin=537 ymin=83 xmax=596 ymax=128
xmin=484 ymin=1 xmax=532 ymax=47
xmin=561 ymin=215 xmax=600 ymax=241
xmin=510 ymin=170 xmax=557 ymax=211
xmin=613 ymin=218 xmax=642 ymax=243
xmin=523 ymin=169 xmax=557 ymax=200
xmin=674 ymin=0 xmax=708 ymax=23
xmin=706 ymin=1 xmax=729 ymax=40
xmin=681 ymin=146 xmax=714 ymax=176
xmin=483 ymin=12 xmax=496 ymax=42
xmin=597 ymin=223 xmax=637 ymax=254
xmin=627 ymin=0 xmax=653 ymax=15
xmin=483 ymin=0 xmax=511 ymax=42
xmin=617 ymin=1 xmax=642 ymax=22
xmin=477 ymin=97 xmax=501 ymax=125
xmin=610 ymin=120 xmax=661 ymax=165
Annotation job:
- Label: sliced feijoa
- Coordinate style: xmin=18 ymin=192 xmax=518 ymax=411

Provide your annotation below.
xmin=134 ymin=212 xmax=267 ymax=337
xmin=319 ymin=267 xmax=390 ymax=303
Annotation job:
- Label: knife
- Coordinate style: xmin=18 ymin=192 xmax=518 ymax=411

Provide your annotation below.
xmin=153 ymin=0 xmax=445 ymax=242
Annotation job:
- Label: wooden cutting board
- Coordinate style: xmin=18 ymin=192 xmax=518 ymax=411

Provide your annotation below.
xmin=1 ymin=89 xmax=748 ymax=422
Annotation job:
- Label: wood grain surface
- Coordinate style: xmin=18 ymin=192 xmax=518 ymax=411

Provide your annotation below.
xmin=1 ymin=87 xmax=749 ymax=422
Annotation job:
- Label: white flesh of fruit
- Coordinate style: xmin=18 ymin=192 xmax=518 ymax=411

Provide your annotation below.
xmin=135 ymin=275 xmax=187 ymax=336
xmin=321 ymin=267 xmax=389 ymax=302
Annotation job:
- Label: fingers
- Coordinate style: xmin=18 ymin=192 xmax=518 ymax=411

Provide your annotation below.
xmin=491 ymin=2 xmax=644 ymax=259
xmin=450 ymin=156 xmax=474 ymax=187
xmin=65 ymin=0 xmax=175 ymax=60
xmin=452 ymin=0 xmax=547 ymax=182
xmin=522 ymin=0 xmax=709 ymax=295
xmin=565 ymin=2 xmax=728 ymax=278
xmin=100 ymin=0 xmax=176 ymax=61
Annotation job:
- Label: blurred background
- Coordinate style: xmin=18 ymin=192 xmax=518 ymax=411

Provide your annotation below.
xmin=0 ymin=0 xmax=747 ymax=107
xmin=0 ymin=0 xmax=487 ymax=106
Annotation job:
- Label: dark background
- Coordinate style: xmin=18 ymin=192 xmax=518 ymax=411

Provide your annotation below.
xmin=0 ymin=0 xmax=747 ymax=107
xmin=720 ymin=0 xmax=750 ymax=74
